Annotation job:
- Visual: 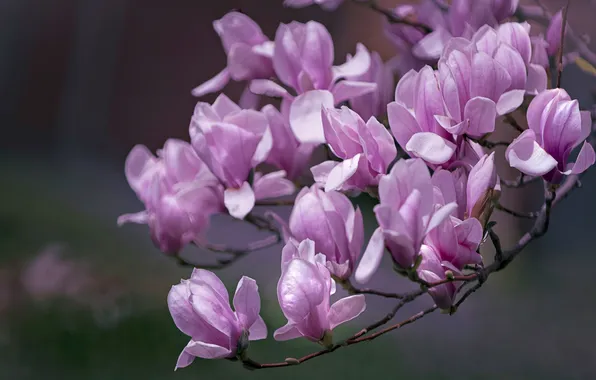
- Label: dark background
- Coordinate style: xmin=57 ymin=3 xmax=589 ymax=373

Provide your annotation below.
xmin=2 ymin=0 xmax=596 ymax=379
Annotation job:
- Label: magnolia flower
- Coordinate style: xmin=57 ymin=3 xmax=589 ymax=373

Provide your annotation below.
xmin=275 ymin=239 xmax=366 ymax=343
xmin=168 ymin=269 xmax=267 ymax=369
xmin=311 ymin=106 xmax=397 ymax=192
xmin=466 ymin=153 xmax=500 ymax=225
xmin=387 ymin=66 xmax=458 ymax=165
xmin=506 ymin=89 xmax=595 ymax=183
xmin=192 ymin=12 xmax=274 ymax=98
xmin=283 ymin=0 xmax=343 ymax=11
xmin=118 ymin=140 xmax=224 ymax=254
xmin=250 ymin=21 xmax=375 ymax=144
xmin=190 ymin=94 xmax=294 ymax=219
xmin=412 ymin=0 xmax=519 ymax=61
xmin=288 ymin=186 xmax=364 ymax=279
xmin=355 ymin=159 xmax=457 ymax=283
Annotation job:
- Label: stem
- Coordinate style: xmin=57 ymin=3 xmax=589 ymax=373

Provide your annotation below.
xmin=350 ymin=0 xmax=433 ymax=33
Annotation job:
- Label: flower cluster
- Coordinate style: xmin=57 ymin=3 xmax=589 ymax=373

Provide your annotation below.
xmin=118 ymin=0 xmax=596 ymax=371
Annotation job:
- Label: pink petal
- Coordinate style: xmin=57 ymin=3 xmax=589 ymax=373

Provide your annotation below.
xmin=175 ymin=348 xmax=195 ymax=370
xmin=426 ymin=202 xmax=458 ymax=235
xmin=332 ymin=81 xmax=377 ymax=104
xmin=184 ymin=340 xmax=231 ymax=359
xmin=117 ymin=211 xmax=148 ymax=226
xmin=406 ymin=132 xmax=456 ymax=165
xmin=333 ymin=43 xmax=371 ymax=80
xmin=325 ymin=154 xmax=361 ymax=191
xmin=354 ymin=227 xmax=385 ymax=284
xmin=290 ymin=90 xmax=335 ymax=144
xmin=273 ymin=323 xmax=303 ymax=341
xmin=526 ymin=64 xmax=547 ymax=95
xmin=233 ymin=276 xmax=261 ymax=329
xmin=191 ymin=68 xmax=231 ymax=97
xmin=250 ymin=79 xmax=290 ymax=99
xmin=569 ymin=141 xmax=596 ymax=174
xmin=224 ymin=182 xmax=255 ymax=219
xmin=387 ymin=102 xmax=420 ymax=150
xmin=496 ymin=89 xmax=525 ymax=115
xmin=328 ymin=295 xmax=366 ymax=330
xmin=506 ymin=129 xmax=558 ymax=176
xmin=248 ymin=316 xmax=268 ymax=340
xmin=464 ymin=96 xmax=497 ymax=136
xmin=310 ymin=160 xmax=337 ymax=187
xmin=253 ymin=170 xmax=295 ymax=200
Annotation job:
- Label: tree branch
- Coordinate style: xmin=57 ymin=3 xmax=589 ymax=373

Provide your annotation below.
xmin=351 ymin=0 xmax=433 ymax=33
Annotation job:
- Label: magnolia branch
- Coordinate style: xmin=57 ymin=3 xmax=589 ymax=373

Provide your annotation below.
xmin=240 ymin=169 xmax=584 ymax=370
xmin=351 ymin=0 xmax=433 ymax=33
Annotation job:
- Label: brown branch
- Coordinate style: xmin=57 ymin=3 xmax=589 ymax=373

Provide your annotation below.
xmin=500 ymin=174 xmax=540 ymax=188
xmin=466 ymin=135 xmax=510 ymax=149
xmin=504 ymin=114 xmax=524 ymax=133
xmin=495 ymin=203 xmax=539 ymax=219
xmin=351 ymin=0 xmax=433 ymax=33
xmin=255 ymin=199 xmax=295 ymax=207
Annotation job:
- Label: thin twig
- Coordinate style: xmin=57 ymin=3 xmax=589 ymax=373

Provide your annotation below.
xmin=495 ymin=203 xmax=539 ymax=219
xmin=504 ymin=114 xmax=524 ymax=133
xmin=466 ymin=135 xmax=510 ymax=149
xmin=500 ymin=174 xmax=540 ymax=188
xmin=255 ymin=199 xmax=295 ymax=207
xmin=351 ymin=0 xmax=433 ymax=33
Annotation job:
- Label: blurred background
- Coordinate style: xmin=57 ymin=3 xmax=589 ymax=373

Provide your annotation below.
xmin=2 ymin=0 xmax=596 ymax=379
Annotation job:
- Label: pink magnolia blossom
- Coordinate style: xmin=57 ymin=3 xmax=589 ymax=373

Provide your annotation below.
xmin=288 ymin=186 xmax=364 ymax=279
xmin=118 ymin=139 xmax=224 ymax=254
xmin=506 ymin=89 xmax=595 ymax=183
xmin=250 ymin=21 xmax=375 ymax=144
xmin=190 ymin=94 xmax=294 ymax=219
xmin=311 ymin=106 xmax=397 ymax=192
xmin=411 ymin=0 xmax=519 ymax=62
xmin=275 ymin=239 xmax=366 ymax=343
xmin=546 ymin=9 xmax=563 ymax=56
xmin=168 ymin=269 xmax=267 ymax=369
xmin=355 ymin=158 xmax=457 ymax=283
xmin=192 ymin=12 xmax=274 ymax=98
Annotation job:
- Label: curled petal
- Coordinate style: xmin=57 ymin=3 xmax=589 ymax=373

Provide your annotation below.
xmin=328 ymin=295 xmax=366 ymax=330
xmin=184 ymin=340 xmax=231 ymax=360
xmin=273 ymin=323 xmax=302 ymax=341
xmin=464 ymin=97 xmax=497 ymax=136
xmin=406 ymin=132 xmax=456 ymax=165
xmin=506 ymin=130 xmax=558 ymax=176
xmin=332 ymin=81 xmax=377 ymax=104
xmin=290 ymin=90 xmax=335 ymax=144
xmin=248 ymin=316 xmax=268 ymax=341
xmin=325 ymin=154 xmax=361 ymax=192
xmin=233 ymin=276 xmax=261 ymax=329
xmin=250 ymin=79 xmax=289 ymax=98
xmin=333 ymin=43 xmax=371 ymax=80
xmin=224 ymin=182 xmax=255 ymax=219
xmin=192 ymin=69 xmax=231 ymax=97
xmin=568 ymin=141 xmax=596 ymax=174
xmin=354 ymin=228 xmax=385 ymax=284
xmin=496 ymin=89 xmax=525 ymax=115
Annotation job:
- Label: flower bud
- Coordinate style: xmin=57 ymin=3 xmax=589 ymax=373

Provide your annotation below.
xmin=467 ymin=152 xmax=500 ymax=226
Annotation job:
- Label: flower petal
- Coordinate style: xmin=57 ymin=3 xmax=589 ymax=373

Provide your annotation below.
xmin=184 ymin=340 xmax=232 ymax=359
xmin=290 ymin=90 xmax=335 ymax=144
xmin=328 ymin=295 xmax=366 ymax=330
xmin=224 ymin=182 xmax=256 ymax=219
xmin=569 ymin=141 xmax=596 ymax=174
xmin=233 ymin=276 xmax=261 ymax=329
xmin=248 ymin=316 xmax=268 ymax=341
xmin=324 ymin=154 xmax=361 ymax=192
xmin=506 ymin=129 xmax=558 ymax=176
xmin=191 ymin=68 xmax=231 ymax=97
xmin=354 ymin=227 xmax=385 ymax=284
xmin=273 ymin=323 xmax=303 ymax=341
xmin=406 ymin=132 xmax=456 ymax=165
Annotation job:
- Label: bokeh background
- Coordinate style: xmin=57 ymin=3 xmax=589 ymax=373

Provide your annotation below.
xmin=2 ymin=0 xmax=596 ymax=379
